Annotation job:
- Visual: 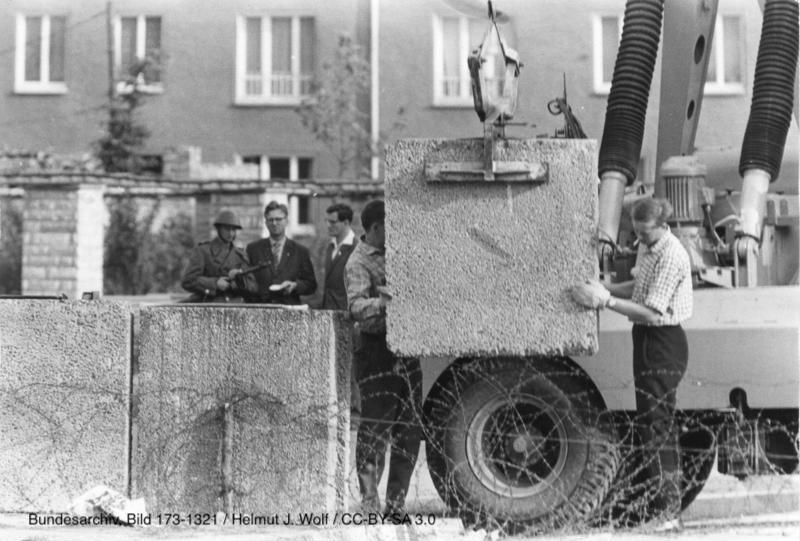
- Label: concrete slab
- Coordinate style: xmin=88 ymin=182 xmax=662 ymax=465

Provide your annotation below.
xmin=0 ymin=299 xmax=132 ymax=512
xmin=385 ymin=138 xmax=599 ymax=358
xmin=132 ymin=306 xmax=351 ymax=515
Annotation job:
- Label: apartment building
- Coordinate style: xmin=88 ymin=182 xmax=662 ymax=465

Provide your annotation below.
xmin=0 ymin=0 xmax=796 ymax=198
xmin=378 ymin=0 xmax=797 ymax=194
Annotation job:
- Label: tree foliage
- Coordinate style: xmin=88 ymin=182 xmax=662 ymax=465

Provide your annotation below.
xmin=104 ymin=196 xmax=194 ymax=294
xmin=94 ymin=55 xmax=157 ymax=174
xmin=296 ymin=35 xmax=373 ymax=178
xmin=0 ymin=201 xmax=22 ymax=294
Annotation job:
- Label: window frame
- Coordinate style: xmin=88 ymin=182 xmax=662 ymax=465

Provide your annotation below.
xmin=113 ymin=14 xmax=164 ymax=95
xmin=234 ymin=14 xmax=315 ymax=106
xmin=238 ymin=155 xmax=315 ymax=234
xmin=592 ymin=13 xmax=621 ymax=96
xmin=593 ymin=13 xmax=745 ymax=97
xmin=14 ymin=13 xmax=68 ymax=95
xmin=704 ymin=14 xmax=746 ymax=96
xmin=432 ymin=14 xmax=475 ymax=107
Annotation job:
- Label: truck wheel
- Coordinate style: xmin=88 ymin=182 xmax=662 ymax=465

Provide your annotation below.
xmin=424 ymin=357 xmax=620 ymax=533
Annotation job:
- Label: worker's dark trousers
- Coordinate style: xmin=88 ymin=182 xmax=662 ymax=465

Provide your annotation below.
xmin=354 ymin=332 xmax=422 ymax=511
xmin=632 ymin=324 xmax=688 ymax=517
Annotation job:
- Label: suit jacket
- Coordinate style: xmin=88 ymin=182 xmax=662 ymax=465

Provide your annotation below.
xmin=321 ymin=239 xmax=358 ymax=310
xmin=245 ymin=237 xmax=317 ymax=305
xmin=181 ymin=237 xmax=256 ymax=302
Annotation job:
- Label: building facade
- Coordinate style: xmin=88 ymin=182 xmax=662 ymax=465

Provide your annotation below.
xmin=0 ymin=0 xmax=796 ymax=195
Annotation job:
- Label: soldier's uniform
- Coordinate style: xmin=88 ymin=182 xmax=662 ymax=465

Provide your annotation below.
xmin=180 ymin=210 xmax=256 ymax=302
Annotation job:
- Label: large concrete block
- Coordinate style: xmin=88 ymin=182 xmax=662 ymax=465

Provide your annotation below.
xmin=132 ymin=306 xmax=351 ymax=515
xmin=385 ymin=138 xmax=598 ymax=357
xmin=0 ymin=300 xmax=132 ymax=511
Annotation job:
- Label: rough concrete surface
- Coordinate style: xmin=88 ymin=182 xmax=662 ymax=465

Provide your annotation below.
xmin=132 ymin=306 xmax=351 ymax=515
xmin=385 ymin=138 xmax=599 ymax=357
xmin=0 ymin=299 xmax=132 ymax=512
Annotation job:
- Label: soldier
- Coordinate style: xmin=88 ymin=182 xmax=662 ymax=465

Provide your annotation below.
xmin=181 ymin=209 xmax=256 ymax=302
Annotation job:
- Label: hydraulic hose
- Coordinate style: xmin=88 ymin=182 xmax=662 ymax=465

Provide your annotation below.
xmin=736 ymin=0 xmax=798 ymax=261
xmin=739 ymin=0 xmax=799 ymax=181
xmin=598 ymin=0 xmax=665 ymax=185
xmin=597 ymin=0 xmax=664 ymax=255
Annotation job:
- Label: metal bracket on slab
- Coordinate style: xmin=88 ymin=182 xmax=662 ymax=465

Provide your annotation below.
xmin=425 ymin=123 xmax=549 ymax=183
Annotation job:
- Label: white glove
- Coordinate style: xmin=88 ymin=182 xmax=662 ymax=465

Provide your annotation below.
xmin=570 ymin=280 xmax=611 ymax=309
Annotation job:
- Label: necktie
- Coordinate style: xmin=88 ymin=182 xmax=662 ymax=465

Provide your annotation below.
xmin=272 ymin=241 xmax=281 ymax=268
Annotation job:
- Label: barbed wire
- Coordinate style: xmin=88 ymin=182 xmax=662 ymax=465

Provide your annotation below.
xmin=2 ymin=315 xmax=797 ymax=535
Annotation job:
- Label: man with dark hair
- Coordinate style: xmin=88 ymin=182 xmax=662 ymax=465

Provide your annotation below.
xmin=245 ymin=200 xmax=316 ymax=305
xmin=322 ymin=203 xmax=357 ymax=310
xmin=181 ymin=209 xmax=256 ymax=302
xmin=345 ymin=199 xmax=422 ymax=514
xmin=571 ymin=197 xmax=692 ymax=531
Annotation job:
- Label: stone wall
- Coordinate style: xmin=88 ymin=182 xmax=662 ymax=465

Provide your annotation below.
xmin=132 ymin=306 xmax=351 ymax=515
xmin=0 ymin=300 xmax=352 ymax=514
xmin=22 ymin=184 xmax=105 ymax=299
xmin=385 ymin=138 xmax=599 ymax=357
xmin=0 ymin=299 xmax=131 ymax=511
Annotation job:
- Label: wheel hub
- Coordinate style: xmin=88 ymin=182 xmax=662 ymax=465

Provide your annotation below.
xmin=466 ymin=393 xmax=570 ymax=498
xmin=509 ymin=430 xmax=546 ymax=462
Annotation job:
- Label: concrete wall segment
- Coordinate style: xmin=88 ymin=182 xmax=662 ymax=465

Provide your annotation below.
xmin=385 ymin=138 xmax=599 ymax=358
xmin=132 ymin=306 xmax=351 ymax=514
xmin=0 ymin=299 xmax=132 ymax=512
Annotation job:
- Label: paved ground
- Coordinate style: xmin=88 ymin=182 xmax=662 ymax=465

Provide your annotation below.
xmin=2 ymin=511 xmax=799 ymax=541
xmin=2 ymin=443 xmax=797 ymax=541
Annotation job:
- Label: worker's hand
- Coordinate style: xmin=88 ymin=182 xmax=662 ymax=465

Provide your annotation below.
xmin=216 ymin=277 xmax=231 ymax=292
xmin=228 ymin=268 xmax=243 ymax=280
xmin=376 ymin=285 xmax=392 ymax=299
xmin=570 ymin=280 xmax=610 ymax=309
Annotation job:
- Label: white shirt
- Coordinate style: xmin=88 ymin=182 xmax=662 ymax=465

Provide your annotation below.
xmin=330 ymin=229 xmax=355 ymax=260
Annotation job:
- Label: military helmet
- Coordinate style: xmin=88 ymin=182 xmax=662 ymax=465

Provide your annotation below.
xmin=213 ymin=209 xmax=242 ymax=229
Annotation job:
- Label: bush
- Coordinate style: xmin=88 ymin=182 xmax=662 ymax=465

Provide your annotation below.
xmin=0 ymin=201 xmax=22 ymax=294
xmin=104 ymin=197 xmax=193 ymax=294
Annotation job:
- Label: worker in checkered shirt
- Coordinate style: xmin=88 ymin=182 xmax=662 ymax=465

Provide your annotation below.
xmin=573 ymin=197 xmax=692 ymax=526
xmin=344 ymin=199 xmax=422 ymax=514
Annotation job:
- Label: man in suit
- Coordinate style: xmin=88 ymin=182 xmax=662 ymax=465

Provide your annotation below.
xmin=245 ymin=201 xmax=317 ymax=305
xmin=321 ymin=203 xmax=357 ymax=310
xmin=181 ymin=209 xmax=256 ymax=302
xmin=321 ymin=203 xmax=362 ymax=427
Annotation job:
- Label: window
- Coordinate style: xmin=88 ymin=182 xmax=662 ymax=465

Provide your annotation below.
xmin=706 ymin=15 xmax=744 ymax=94
xmin=115 ymin=15 xmax=162 ymax=93
xmin=235 ymin=15 xmax=315 ymax=105
xmin=432 ymin=14 xmax=491 ymax=105
xmin=592 ymin=14 xmax=621 ymax=94
xmin=15 ymin=14 xmax=67 ymax=94
xmin=593 ymin=13 xmax=744 ymax=96
xmin=240 ymin=155 xmax=314 ymax=231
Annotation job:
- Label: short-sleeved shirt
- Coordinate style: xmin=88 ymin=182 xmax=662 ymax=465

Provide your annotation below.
xmin=344 ymin=237 xmax=386 ymax=335
xmin=631 ymin=228 xmax=693 ymax=326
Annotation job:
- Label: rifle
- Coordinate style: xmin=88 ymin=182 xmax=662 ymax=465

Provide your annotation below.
xmin=235 ymin=261 xmax=271 ymax=276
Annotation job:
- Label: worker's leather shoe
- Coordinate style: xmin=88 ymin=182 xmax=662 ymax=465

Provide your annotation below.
xmin=650 ymin=516 xmax=684 ymax=533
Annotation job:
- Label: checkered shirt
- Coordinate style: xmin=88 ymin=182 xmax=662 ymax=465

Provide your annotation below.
xmin=631 ymin=228 xmax=693 ymax=326
xmin=344 ymin=237 xmax=386 ymax=334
